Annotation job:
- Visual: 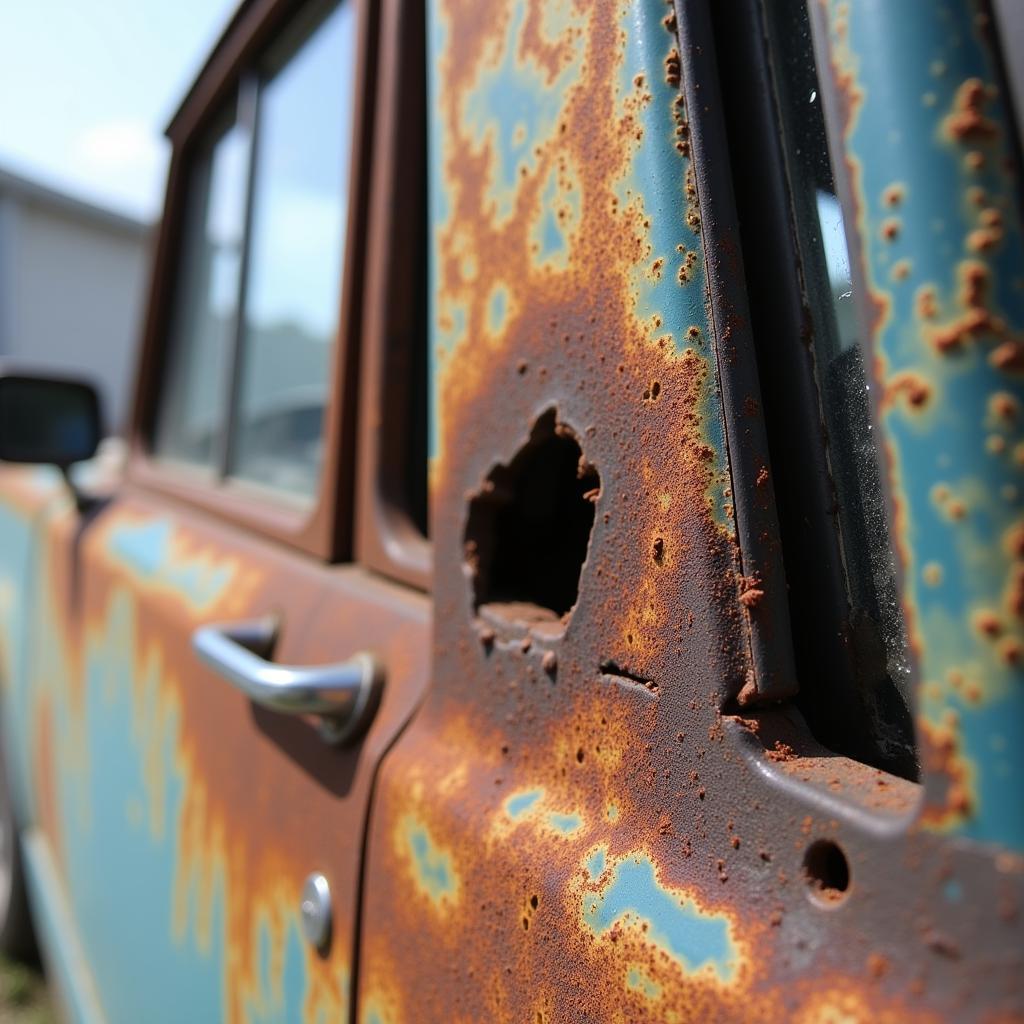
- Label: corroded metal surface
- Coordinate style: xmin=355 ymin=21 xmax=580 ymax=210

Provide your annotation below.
xmin=814 ymin=0 xmax=1024 ymax=850
xmin=0 ymin=475 xmax=430 ymax=1022
xmin=357 ymin=0 xmax=1024 ymax=1021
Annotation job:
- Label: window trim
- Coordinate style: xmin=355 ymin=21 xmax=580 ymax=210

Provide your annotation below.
xmin=127 ymin=0 xmax=378 ymax=562
xmin=354 ymin=0 xmax=430 ymax=590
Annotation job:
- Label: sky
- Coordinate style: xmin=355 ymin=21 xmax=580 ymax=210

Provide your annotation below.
xmin=0 ymin=0 xmax=239 ymax=223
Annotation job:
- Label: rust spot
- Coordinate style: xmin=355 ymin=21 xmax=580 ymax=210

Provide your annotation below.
xmin=943 ymin=78 xmax=999 ymax=142
xmin=967 ymin=226 xmax=1003 ymax=252
xmin=882 ymin=371 xmax=931 ymax=411
xmin=989 ymin=391 xmax=1020 ymax=423
xmin=663 ymin=47 xmax=680 ymax=88
xmin=765 ymin=740 xmax=796 ymax=763
xmin=890 ymin=258 xmax=912 ymax=282
xmin=916 ymin=285 xmax=938 ymax=320
xmin=989 ymin=341 xmax=1024 ymax=373
xmin=972 ymin=609 xmax=1002 ymax=639
xmin=928 ymin=261 xmax=1015 ymax=357
xmin=651 ymin=537 xmax=665 ymax=564
xmin=880 ymin=218 xmax=901 ymax=242
xmin=867 ymin=953 xmax=890 ymax=980
xmin=881 ymin=183 xmax=905 ymax=207
xmin=919 ymin=713 xmax=975 ymax=827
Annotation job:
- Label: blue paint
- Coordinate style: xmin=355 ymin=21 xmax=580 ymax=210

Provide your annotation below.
xmin=487 ymin=285 xmax=509 ymax=335
xmin=106 ymin=519 xmax=232 ymax=610
xmin=404 ymin=817 xmax=458 ymax=905
xmin=582 ymin=853 xmax=737 ymax=981
xmin=505 ymin=788 xmax=544 ymax=820
xmin=626 ymin=964 xmax=662 ymax=1000
xmin=55 ymin=588 xmax=228 ymax=1023
xmin=585 ymin=846 xmax=607 ymax=881
xmin=616 ymin=0 xmax=732 ymax=528
xmin=462 ymin=4 xmax=585 ymax=222
xmin=546 ymin=811 xmax=582 ymax=835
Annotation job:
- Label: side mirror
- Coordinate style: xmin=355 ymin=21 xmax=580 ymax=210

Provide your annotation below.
xmin=0 ymin=373 xmax=102 ymax=468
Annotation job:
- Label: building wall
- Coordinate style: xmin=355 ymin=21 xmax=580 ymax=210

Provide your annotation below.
xmin=0 ymin=173 xmax=150 ymax=433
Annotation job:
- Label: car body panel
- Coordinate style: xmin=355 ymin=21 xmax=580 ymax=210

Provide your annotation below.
xmin=356 ymin=0 xmax=1024 ymax=1021
xmin=0 ymin=474 xmax=429 ymax=1022
xmin=814 ymin=0 xmax=1024 ymax=852
xmin=0 ymin=0 xmax=1022 ymax=1021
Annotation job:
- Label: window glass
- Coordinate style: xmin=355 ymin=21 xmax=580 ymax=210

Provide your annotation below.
xmin=229 ymin=0 xmax=356 ymax=498
xmin=770 ymin=5 xmax=914 ymax=726
xmin=155 ymin=104 xmax=249 ymax=468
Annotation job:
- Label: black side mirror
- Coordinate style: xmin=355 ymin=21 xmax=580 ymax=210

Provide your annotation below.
xmin=0 ymin=373 xmax=102 ymax=468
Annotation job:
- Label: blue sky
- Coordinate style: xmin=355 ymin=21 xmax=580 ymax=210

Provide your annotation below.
xmin=1 ymin=0 xmax=239 ymax=222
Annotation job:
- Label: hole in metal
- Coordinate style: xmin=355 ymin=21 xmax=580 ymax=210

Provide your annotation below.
xmin=465 ymin=409 xmax=598 ymax=620
xmin=803 ymin=839 xmax=851 ymax=905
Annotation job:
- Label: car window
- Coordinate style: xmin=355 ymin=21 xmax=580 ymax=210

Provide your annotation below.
xmin=769 ymin=3 xmax=914 ymax=722
xmin=153 ymin=0 xmax=355 ymax=502
xmin=154 ymin=103 xmax=249 ymax=469
xmin=229 ymin=0 xmax=356 ymax=497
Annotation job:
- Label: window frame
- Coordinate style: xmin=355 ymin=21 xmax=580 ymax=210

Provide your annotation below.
xmin=704 ymin=0 xmax=919 ymax=778
xmin=353 ymin=0 xmax=430 ymax=590
xmin=128 ymin=0 xmax=378 ymax=561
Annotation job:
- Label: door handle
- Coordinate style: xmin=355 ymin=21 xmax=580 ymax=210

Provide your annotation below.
xmin=191 ymin=617 xmax=383 ymax=745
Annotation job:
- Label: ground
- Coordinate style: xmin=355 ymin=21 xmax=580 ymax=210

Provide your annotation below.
xmin=0 ymin=957 xmax=53 ymax=1024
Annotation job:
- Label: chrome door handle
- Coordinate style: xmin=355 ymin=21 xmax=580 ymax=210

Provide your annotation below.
xmin=191 ymin=617 xmax=383 ymax=745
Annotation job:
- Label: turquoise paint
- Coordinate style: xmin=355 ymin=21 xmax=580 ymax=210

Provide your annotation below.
xmin=585 ymin=846 xmax=607 ymax=881
xmin=824 ymin=0 xmax=1024 ymax=848
xmin=11 ymin=506 xmax=323 ymax=1020
xmin=53 ymin=587 xmax=227 ymax=1023
xmin=582 ymin=853 xmax=737 ymax=982
xmin=425 ymin=0 xmax=734 ymax=531
xmin=462 ymin=4 xmax=584 ymax=223
xmin=532 ymin=166 xmax=580 ymax=267
xmin=0 ymin=497 xmax=44 ymax=825
xmin=487 ymin=284 xmax=510 ymax=335
xmin=625 ymin=964 xmax=662 ymax=1000
xmin=504 ymin=788 xmax=544 ymax=820
xmin=616 ymin=0 xmax=732 ymax=529
xmin=106 ymin=519 xmax=232 ymax=610
xmin=546 ymin=811 xmax=582 ymax=835
xmin=405 ymin=820 xmax=457 ymax=903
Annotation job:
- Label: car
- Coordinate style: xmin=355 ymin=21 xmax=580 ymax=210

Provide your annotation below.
xmin=0 ymin=0 xmax=1022 ymax=1020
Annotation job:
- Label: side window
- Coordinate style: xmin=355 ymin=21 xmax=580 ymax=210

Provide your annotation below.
xmin=769 ymin=4 xmax=914 ymax=719
xmin=155 ymin=106 xmax=249 ymax=470
xmin=153 ymin=0 xmax=355 ymax=502
xmin=231 ymin=1 xmax=356 ymax=495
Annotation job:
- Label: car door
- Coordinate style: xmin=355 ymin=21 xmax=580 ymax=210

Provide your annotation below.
xmin=3 ymin=0 xmax=431 ymax=1021
xmin=356 ymin=0 xmax=1024 ymax=1021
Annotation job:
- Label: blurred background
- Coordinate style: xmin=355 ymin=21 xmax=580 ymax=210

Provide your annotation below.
xmin=0 ymin=2 xmax=236 ymax=1016
xmin=0 ymin=0 xmax=237 ymax=437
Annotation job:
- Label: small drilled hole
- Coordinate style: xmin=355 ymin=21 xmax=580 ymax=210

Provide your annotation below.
xmin=803 ymin=840 xmax=850 ymax=905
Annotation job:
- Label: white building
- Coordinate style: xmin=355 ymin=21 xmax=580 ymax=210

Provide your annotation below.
xmin=0 ymin=167 xmax=151 ymax=433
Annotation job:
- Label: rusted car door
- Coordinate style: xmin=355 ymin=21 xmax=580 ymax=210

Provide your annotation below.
xmin=356 ymin=0 xmax=1024 ymax=1021
xmin=0 ymin=0 xmax=431 ymax=1021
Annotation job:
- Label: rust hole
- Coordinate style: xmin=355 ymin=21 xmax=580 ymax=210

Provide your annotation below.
xmin=465 ymin=409 xmax=598 ymax=620
xmin=803 ymin=839 xmax=851 ymax=905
